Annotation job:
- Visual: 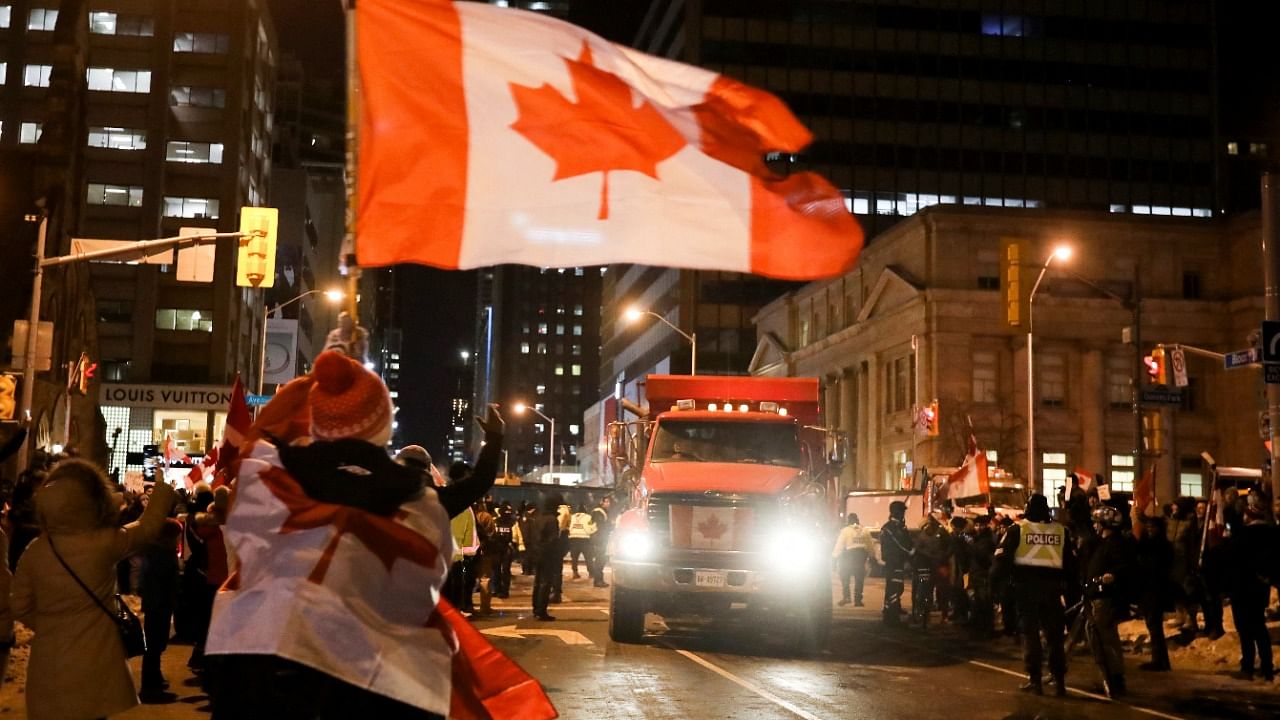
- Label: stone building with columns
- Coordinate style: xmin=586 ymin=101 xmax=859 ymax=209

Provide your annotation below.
xmin=750 ymin=206 xmax=1265 ymax=506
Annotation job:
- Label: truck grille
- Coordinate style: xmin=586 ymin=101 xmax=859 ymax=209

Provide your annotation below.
xmin=647 ymin=492 xmax=774 ymax=552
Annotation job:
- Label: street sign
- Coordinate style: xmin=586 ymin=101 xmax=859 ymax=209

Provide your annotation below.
xmin=246 ymin=393 xmax=272 ymax=407
xmin=480 ymin=625 xmax=593 ymax=645
xmin=1263 ymin=321 xmax=1280 ymax=363
xmin=1224 ymin=347 xmax=1260 ymax=369
xmin=1141 ymin=388 xmax=1183 ymax=405
xmin=1170 ymin=347 xmax=1188 ymax=387
xmin=1267 ymin=365 xmax=1280 ymax=385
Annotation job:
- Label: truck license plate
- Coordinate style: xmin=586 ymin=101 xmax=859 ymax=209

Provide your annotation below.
xmin=695 ymin=570 xmax=727 ymax=588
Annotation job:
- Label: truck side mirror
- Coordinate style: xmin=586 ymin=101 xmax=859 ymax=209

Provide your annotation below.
xmin=607 ymin=423 xmax=629 ymax=463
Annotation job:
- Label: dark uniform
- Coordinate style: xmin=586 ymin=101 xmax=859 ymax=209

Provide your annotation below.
xmin=993 ymin=495 xmax=1072 ymax=695
xmin=1080 ymin=506 xmax=1135 ymax=698
xmin=492 ymin=507 xmax=518 ymax=598
xmin=880 ymin=502 xmax=913 ymax=624
xmin=966 ymin=517 xmax=997 ymax=636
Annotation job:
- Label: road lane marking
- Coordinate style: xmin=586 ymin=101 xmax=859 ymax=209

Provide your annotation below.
xmin=673 ymin=649 xmax=826 ymax=720
xmin=848 ymin=626 xmax=1186 ymax=720
xmin=481 ymin=624 xmax=593 ymax=645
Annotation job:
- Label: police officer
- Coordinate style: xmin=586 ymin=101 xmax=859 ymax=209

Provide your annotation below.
xmin=492 ymin=503 xmax=520 ymax=599
xmin=832 ymin=513 xmax=872 ymax=606
xmin=880 ymin=501 xmax=914 ymax=624
xmin=1081 ymin=504 xmax=1134 ymax=698
xmin=993 ymin=493 xmax=1072 ymax=696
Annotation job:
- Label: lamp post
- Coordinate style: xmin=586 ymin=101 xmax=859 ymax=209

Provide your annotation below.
xmin=259 ymin=288 xmax=345 ymax=394
xmin=514 ymin=401 xmax=555 ymax=482
xmin=623 ymin=307 xmax=697 ymax=375
xmin=1026 ymin=245 xmax=1072 ymax=494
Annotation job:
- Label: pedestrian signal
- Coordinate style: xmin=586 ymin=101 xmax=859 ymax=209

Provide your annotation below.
xmin=920 ymin=400 xmax=940 ymax=436
xmin=0 ymin=373 xmax=16 ymax=421
xmin=236 ymin=207 xmax=278 ymax=288
xmin=1144 ymin=347 xmax=1167 ymax=385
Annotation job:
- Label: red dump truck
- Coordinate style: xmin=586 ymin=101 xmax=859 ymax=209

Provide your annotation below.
xmin=606 ymin=375 xmax=844 ymax=651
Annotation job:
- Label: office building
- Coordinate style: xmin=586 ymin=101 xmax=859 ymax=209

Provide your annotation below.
xmin=0 ymin=1 xmax=276 ymax=474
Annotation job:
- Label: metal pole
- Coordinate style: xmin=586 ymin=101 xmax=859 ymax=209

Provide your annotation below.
xmin=690 ymin=332 xmax=697 ymax=376
xmin=257 ymin=300 xmax=269 ymax=396
xmin=17 ymin=215 xmax=49 ymax=472
xmin=1262 ymin=172 xmax=1280 ymax=503
xmin=343 ymin=0 xmax=361 ymax=321
xmin=1132 ymin=265 xmax=1144 ymax=499
xmin=1026 ymin=329 xmax=1035 ymax=494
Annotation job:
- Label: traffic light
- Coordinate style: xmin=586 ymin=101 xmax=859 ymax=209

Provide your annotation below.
xmin=921 ymin=399 xmax=940 ymax=436
xmin=1000 ymin=238 xmax=1030 ymax=331
xmin=80 ymin=357 xmax=97 ymax=395
xmin=1142 ymin=409 xmax=1163 ymax=455
xmin=1144 ymin=347 xmax=1167 ymax=385
xmin=0 ymin=373 xmax=17 ymax=421
xmin=236 ymin=207 xmax=278 ymax=288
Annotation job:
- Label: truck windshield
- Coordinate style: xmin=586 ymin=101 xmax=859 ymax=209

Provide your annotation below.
xmin=650 ymin=419 xmax=801 ymax=466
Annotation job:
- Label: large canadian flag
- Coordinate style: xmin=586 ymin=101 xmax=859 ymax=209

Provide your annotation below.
xmin=945 ymin=435 xmax=990 ymax=500
xmin=356 ymin=0 xmax=862 ymax=279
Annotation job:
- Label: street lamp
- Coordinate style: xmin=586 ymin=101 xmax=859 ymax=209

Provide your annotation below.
xmin=1026 ymin=245 xmax=1072 ymax=494
xmin=259 ymin=288 xmax=346 ymax=394
xmin=513 ymin=401 xmax=555 ymax=482
xmin=624 ymin=307 xmax=697 ymax=375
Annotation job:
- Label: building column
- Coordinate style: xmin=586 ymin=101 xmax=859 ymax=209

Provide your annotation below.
xmin=1081 ymin=349 xmax=1106 ymax=474
xmin=861 ymin=358 xmax=880 ymax=489
xmin=840 ymin=368 xmax=857 ymax=493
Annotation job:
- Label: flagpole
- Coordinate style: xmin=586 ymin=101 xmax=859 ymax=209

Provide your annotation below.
xmin=343 ymin=0 xmax=362 ymax=320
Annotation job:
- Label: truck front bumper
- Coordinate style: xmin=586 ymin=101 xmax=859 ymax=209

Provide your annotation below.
xmin=612 ymin=551 xmax=824 ymax=597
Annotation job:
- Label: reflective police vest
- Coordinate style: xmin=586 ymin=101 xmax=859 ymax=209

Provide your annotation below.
xmin=1013 ymin=520 xmax=1065 ymax=568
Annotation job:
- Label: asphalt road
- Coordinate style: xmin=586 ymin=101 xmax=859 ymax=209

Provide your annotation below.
xmin=2 ymin=566 xmax=1276 ymax=719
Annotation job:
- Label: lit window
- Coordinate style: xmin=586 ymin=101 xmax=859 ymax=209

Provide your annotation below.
xmin=19 ymin=122 xmax=42 ymax=144
xmin=571 ymin=364 xmax=581 ymax=376
xmin=27 ymin=7 xmax=56 ymax=31
xmin=569 ymin=424 xmax=580 ymax=435
xmin=0 ymin=62 xmax=5 ymax=84
xmin=1226 ymin=141 xmax=1239 ymax=155
xmin=166 ymin=141 xmax=224 ymax=164
xmin=1250 ymin=143 xmax=1269 ymax=156
xmin=170 ymin=85 xmax=226 ymax=108
xmin=0 ymin=6 xmax=10 ymax=29
xmin=536 ymin=384 xmax=546 ymax=395
xmin=555 ymin=364 xmax=564 ymax=376
xmin=154 ymin=308 xmax=212 ymax=332
xmin=555 ymin=324 xmax=565 ymax=335
xmin=173 ymin=31 xmax=229 ymax=54
xmin=1042 ymin=452 xmax=1069 ymax=507
xmin=89 ymin=12 xmax=154 ymax=36
xmin=88 ymin=127 xmax=147 ymax=150
xmin=573 ymin=304 xmax=583 ymax=316
xmin=1107 ymin=356 xmax=1131 ymax=408
xmin=572 ymin=325 xmax=582 ymax=336
xmin=537 ymin=323 xmax=547 ymax=335
xmin=574 ymin=268 xmax=584 ymax=276
xmin=985 ymin=450 xmax=998 ymax=464
xmin=1110 ymin=454 xmax=1135 ymax=492
xmin=86 ymin=68 xmax=152 ymax=93
xmin=23 ymin=64 xmax=52 ymax=87
xmin=571 ymin=344 xmax=581 ymax=356
xmin=1179 ymin=472 xmax=1203 ymax=498
xmin=163 ymin=196 xmax=220 ymax=219
xmin=86 ymin=183 xmax=144 ymax=207
xmin=537 ymin=343 xmax=547 ymax=355
xmin=520 ymin=342 xmax=530 ymax=354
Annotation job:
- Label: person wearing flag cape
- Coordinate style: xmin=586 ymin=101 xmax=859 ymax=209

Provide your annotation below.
xmin=204 ymin=350 xmax=555 ymax=719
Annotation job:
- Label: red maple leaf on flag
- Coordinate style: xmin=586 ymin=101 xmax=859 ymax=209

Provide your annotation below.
xmin=696 ymin=513 xmax=728 ymax=541
xmin=509 ymin=42 xmax=687 ymax=220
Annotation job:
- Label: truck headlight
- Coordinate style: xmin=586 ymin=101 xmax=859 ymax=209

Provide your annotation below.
xmin=763 ymin=531 xmax=823 ymax=575
xmin=616 ymin=530 xmax=654 ymax=561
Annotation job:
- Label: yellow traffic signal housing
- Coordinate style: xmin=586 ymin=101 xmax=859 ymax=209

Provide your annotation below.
xmin=237 ymin=207 xmax=278 ymax=288
xmin=1000 ymin=238 xmax=1030 ymax=331
xmin=1144 ymin=347 xmax=1168 ymax=385
xmin=0 ymin=373 xmax=17 ymax=421
xmin=1142 ymin=409 xmax=1163 ymax=455
xmin=927 ymin=399 xmax=940 ymax=436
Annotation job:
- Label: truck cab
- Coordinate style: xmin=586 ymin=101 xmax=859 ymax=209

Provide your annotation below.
xmin=607 ymin=375 xmax=840 ymax=651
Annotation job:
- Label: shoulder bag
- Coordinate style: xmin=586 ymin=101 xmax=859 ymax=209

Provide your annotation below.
xmin=47 ymin=538 xmax=146 ymax=658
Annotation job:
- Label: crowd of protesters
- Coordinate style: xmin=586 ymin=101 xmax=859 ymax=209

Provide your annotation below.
xmin=850 ymin=475 xmax=1280 ymax=699
xmin=0 ymin=350 xmax=563 ymax=720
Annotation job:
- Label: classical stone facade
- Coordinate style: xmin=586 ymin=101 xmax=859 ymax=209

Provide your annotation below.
xmin=751 ymin=206 xmax=1265 ymax=505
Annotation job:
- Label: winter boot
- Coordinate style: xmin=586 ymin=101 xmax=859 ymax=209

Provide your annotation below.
xmin=1019 ymin=679 xmax=1043 ymax=695
xmin=1051 ymin=674 xmax=1067 ymax=697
